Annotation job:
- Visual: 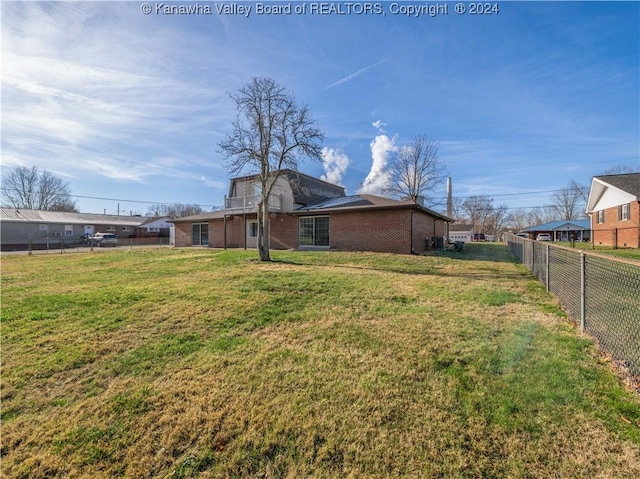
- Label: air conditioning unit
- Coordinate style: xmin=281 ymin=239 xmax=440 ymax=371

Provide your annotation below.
xmin=54 ymin=232 xmax=62 ymax=237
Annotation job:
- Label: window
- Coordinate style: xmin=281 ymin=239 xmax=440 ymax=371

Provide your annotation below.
xmin=597 ymin=210 xmax=604 ymax=224
xmin=619 ymin=203 xmax=630 ymax=221
xmin=147 ymin=227 xmax=160 ymax=233
xmin=106 ymin=226 xmax=116 ymax=232
xmin=192 ymin=223 xmax=209 ymax=246
xmin=65 ymin=225 xmax=73 ymax=236
xmin=299 ymin=216 xmax=329 ymax=247
xmin=121 ymin=227 xmax=130 ymax=232
xmin=39 ymin=224 xmax=48 ymax=231
xmin=248 ymin=221 xmax=258 ymax=238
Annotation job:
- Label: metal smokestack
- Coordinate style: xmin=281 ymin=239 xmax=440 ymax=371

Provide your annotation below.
xmin=446 ymin=177 xmax=453 ymax=218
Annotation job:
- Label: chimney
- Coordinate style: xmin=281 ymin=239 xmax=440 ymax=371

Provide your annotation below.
xmin=446 ymin=177 xmax=453 ymax=218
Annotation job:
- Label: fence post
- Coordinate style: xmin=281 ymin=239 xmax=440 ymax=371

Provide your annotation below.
xmin=580 ymin=251 xmax=586 ymax=332
xmin=545 ymin=243 xmax=550 ymax=291
xmin=28 ymin=239 xmax=33 ymax=256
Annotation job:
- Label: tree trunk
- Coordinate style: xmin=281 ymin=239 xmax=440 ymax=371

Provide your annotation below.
xmin=257 ymin=199 xmax=271 ymax=261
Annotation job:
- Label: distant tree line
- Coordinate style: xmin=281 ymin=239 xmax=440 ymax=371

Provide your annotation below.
xmin=146 ymin=203 xmax=206 ymax=218
xmin=451 ymin=164 xmax=640 ymax=235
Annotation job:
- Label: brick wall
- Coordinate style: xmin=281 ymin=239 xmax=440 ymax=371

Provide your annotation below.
xmin=327 ymin=209 xmax=444 ymax=254
xmin=329 ymin=209 xmax=410 ymax=254
xmin=175 ymin=209 xmax=449 ymax=254
xmin=205 ymin=213 xmax=298 ymax=250
xmin=173 ymin=222 xmax=192 ymax=247
xmin=591 ymin=201 xmax=640 ymax=248
xmin=269 ymin=214 xmax=299 ymax=249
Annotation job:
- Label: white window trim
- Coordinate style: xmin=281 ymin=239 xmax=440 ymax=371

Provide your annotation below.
xmin=621 ymin=203 xmax=630 ymax=221
xmin=248 ymin=221 xmax=258 ymax=238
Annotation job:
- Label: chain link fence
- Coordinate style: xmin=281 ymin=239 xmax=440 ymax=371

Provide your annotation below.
xmin=505 ymin=233 xmax=640 ymax=377
xmin=1 ymin=236 xmax=172 ymax=255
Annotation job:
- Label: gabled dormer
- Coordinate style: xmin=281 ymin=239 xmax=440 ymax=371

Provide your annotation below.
xmin=224 ymin=169 xmax=345 ymax=214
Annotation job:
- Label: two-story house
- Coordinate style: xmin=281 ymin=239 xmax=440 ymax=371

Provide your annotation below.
xmin=171 ymin=169 xmax=453 ymax=254
xmin=585 ymin=173 xmax=640 ymax=248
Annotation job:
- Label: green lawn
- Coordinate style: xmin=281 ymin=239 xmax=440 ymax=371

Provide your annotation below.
xmin=2 ymin=244 xmax=639 ymax=478
xmin=555 ymin=242 xmax=640 ymax=261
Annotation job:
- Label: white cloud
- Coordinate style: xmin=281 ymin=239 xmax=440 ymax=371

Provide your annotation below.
xmin=372 ymin=120 xmax=386 ymax=131
xmin=358 ymin=133 xmax=397 ymax=195
xmin=0 ymin=2 xmax=229 ymax=187
xmin=320 ymin=147 xmax=350 ymax=186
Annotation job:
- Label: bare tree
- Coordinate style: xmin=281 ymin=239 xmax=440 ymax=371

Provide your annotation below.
xmin=387 ymin=135 xmax=446 ymax=204
xmin=601 ymin=165 xmax=639 ymax=175
xmin=1 ymin=166 xmax=78 ymax=212
xmin=526 ymin=205 xmax=557 ymax=225
xmin=218 ymin=77 xmax=324 ymax=261
xmin=485 ymin=203 xmax=510 ymax=236
xmin=147 ymin=203 xmax=206 ymax=218
xmin=461 ymin=195 xmax=494 ymax=234
xmin=506 ymin=208 xmax=530 ymax=233
xmin=551 ymin=180 xmax=588 ymax=220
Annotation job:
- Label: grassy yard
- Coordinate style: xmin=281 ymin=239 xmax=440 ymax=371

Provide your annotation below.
xmin=2 ymin=244 xmax=639 ymax=478
xmin=555 ymin=242 xmax=640 ymax=261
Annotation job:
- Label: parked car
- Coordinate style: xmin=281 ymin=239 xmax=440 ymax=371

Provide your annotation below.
xmin=473 ymin=233 xmax=486 ymax=241
xmin=536 ymin=233 xmax=552 ymax=241
xmin=515 ymin=233 xmax=528 ymax=238
xmin=485 ymin=235 xmax=496 ymax=242
xmin=90 ymin=233 xmax=118 ymax=247
xmin=78 ymin=233 xmax=92 ymax=244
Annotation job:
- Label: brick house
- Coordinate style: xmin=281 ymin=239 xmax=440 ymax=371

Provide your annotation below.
xmin=585 ymin=173 xmax=640 ymax=248
xmin=171 ymin=170 xmax=453 ymax=254
xmin=522 ymin=220 xmax=591 ymax=242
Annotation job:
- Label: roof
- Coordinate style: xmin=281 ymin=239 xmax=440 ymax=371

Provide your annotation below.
xmin=139 ymin=216 xmax=174 ymax=228
xmin=0 ymin=208 xmax=145 ymax=226
xmin=169 ymin=210 xmax=226 ymax=223
xmin=294 ymin=194 xmax=454 ymax=221
xmin=586 ymin=173 xmax=640 ymax=213
xmin=593 ymin=173 xmax=640 ymax=196
xmin=449 ymin=224 xmax=473 ymax=232
xmin=229 ymin=169 xmax=345 ymax=205
xmin=523 ymin=220 xmax=591 ymax=232
xmin=284 ymin=170 xmax=346 ymax=205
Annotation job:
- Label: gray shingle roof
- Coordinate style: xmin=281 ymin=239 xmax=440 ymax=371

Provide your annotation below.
xmin=295 ymin=193 xmax=454 ymax=221
xmin=282 ymin=170 xmax=346 ymax=205
xmin=594 ymin=173 xmax=640 ymax=197
xmin=0 ymin=208 xmax=145 ymax=226
xmin=297 ymin=194 xmax=411 ymax=211
xmin=229 ymin=169 xmax=345 ymax=206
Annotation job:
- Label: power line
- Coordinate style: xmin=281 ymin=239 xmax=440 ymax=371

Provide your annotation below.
xmin=0 ymin=188 xmax=222 ymax=210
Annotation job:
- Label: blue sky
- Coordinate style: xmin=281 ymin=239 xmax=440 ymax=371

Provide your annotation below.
xmin=2 ymin=1 xmax=638 ymax=215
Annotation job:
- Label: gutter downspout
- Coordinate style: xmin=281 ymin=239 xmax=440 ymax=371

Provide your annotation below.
xmin=410 ymin=209 xmax=416 ymax=254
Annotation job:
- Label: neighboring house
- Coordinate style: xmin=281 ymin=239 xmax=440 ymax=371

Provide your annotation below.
xmin=136 ymin=216 xmax=174 ymax=238
xmin=448 ymin=224 xmax=473 ymax=243
xmin=585 ymin=173 xmax=640 ymax=248
xmin=171 ymin=170 xmax=453 ymax=254
xmin=523 ymin=220 xmax=591 ymax=242
xmin=0 ymin=208 xmax=145 ymax=250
